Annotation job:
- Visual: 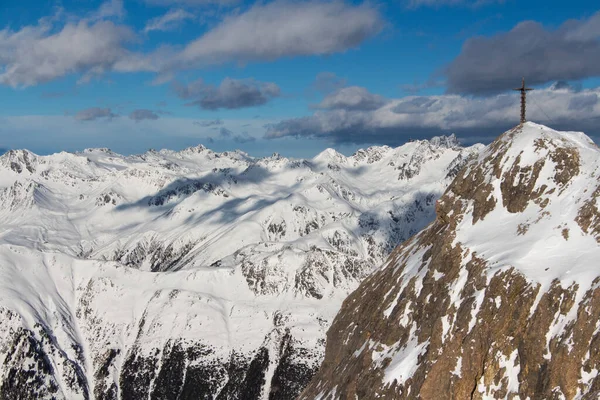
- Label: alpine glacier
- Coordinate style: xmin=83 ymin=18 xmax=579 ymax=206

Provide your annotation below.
xmin=0 ymin=135 xmax=481 ymax=399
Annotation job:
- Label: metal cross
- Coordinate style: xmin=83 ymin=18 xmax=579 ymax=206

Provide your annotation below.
xmin=513 ymin=78 xmax=534 ymax=124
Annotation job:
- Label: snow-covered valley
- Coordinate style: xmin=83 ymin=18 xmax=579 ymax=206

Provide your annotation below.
xmin=0 ymin=135 xmax=481 ymax=399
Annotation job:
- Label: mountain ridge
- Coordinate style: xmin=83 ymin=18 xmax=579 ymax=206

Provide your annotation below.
xmin=0 ymin=135 xmax=481 ymax=399
xmin=299 ymin=122 xmax=600 ymax=399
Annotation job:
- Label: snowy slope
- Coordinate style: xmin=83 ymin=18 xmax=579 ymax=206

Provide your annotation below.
xmin=0 ymin=136 xmax=481 ymax=399
xmin=300 ymin=123 xmax=600 ymax=399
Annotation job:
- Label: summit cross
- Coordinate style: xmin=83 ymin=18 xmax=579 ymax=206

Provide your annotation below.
xmin=513 ymin=78 xmax=534 ymax=124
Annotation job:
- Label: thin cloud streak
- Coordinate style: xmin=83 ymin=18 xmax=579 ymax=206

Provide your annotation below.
xmin=93 ymin=0 xmax=126 ymax=20
xmin=75 ymin=107 xmax=118 ymax=121
xmin=129 ymin=109 xmax=160 ymax=121
xmin=143 ymin=9 xmax=195 ymax=33
xmin=194 ymin=119 xmax=223 ymax=127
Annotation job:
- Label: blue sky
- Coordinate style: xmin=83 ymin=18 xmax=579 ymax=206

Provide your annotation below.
xmin=1 ymin=0 xmax=600 ymax=157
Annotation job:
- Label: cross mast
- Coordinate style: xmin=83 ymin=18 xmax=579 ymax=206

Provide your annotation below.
xmin=513 ymin=78 xmax=533 ymax=124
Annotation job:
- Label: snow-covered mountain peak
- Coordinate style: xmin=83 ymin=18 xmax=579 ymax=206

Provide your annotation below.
xmin=488 ymin=121 xmax=595 ymax=163
xmin=406 ymin=134 xmax=460 ymax=154
xmin=179 ymin=143 xmax=208 ymax=154
xmin=301 ymin=123 xmax=600 ymax=399
xmin=349 ymin=145 xmax=393 ymax=165
xmin=313 ymin=148 xmax=346 ymax=162
xmin=445 ymin=122 xmax=596 ymax=223
xmin=256 ymin=152 xmax=290 ymax=169
xmin=376 ymin=135 xmax=471 ymax=181
xmin=438 ymin=122 xmax=599 ymax=285
xmin=430 ymin=133 xmax=460 ymax=149
xmin=81 ymin=147 xmax=116 ymax=155
xmin=312 ymin=149 xmax=348 ymax=172
xmin=176 ymin=147 xmax=252 ymax=167
xmin=0 ymin=149 xmax=40 ymax=175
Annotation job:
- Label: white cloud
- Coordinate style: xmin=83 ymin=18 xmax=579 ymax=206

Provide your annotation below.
xmin=317 ymin=86 xmax=387 ymax=111
xmin=0 ymin=1 xmax=382 ymax=86
xmin=174 ymin=77 xmax=280 ymax=110
xmin=144 ymin=9 xmax=195 ymax=33
xmin=0 ymin=18 xmax=139 ymax=87
xmin=445 ymin=12 xmax=600 ymax=94
xmin=93 ymin=0 xmax=126 ymax=20
xmin=266 ymin=85 xmax=600 ymax=144
xmin=175 ymin=1 xmax=383 ymax=68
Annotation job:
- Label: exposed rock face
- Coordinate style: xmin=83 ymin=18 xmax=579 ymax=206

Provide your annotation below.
xmin=0 ymin=138 xmax=480 ymax=399
xmin=300 ymin=123 xmax=600 ymax=399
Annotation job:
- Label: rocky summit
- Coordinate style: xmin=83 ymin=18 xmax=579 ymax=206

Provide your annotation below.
xmin=300 ymin=122 xmax=600 ymax=399
xmin=0 ymin=136 xmax=480 ymax=399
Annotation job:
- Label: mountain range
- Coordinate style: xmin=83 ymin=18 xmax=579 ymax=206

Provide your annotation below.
xmin=0 ymin=135 xmax=481 ymax=399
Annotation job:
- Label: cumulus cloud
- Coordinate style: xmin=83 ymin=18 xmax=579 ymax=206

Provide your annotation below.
xmin=129 ymin=109 xmax=160 ymax=122
xmin=0 ymin=19 xmax=140 ymax=87
xmin=144 ymin=9 xmax=195 ymax=33
xmin=174 ymin=77 xmax=280 ymax=110
xmin=175 ymin=1 xmax=383 ymax=68
xmin=317 ymin=86 xmax=387 ymax=111
xmin=266 ymin=85 xmax=600 ymax=144
xmin=0 ymin=1 xmax=382 ymax=86
xmin=445 ymin=12 xmax=600 ymax=94
xmin=193 ymin=119 xmax=223 ymax=127
xmin=75 ymin=107 xmax=118 ymax=121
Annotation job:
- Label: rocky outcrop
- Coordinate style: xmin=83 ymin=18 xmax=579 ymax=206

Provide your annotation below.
xmin=301 ymin=123 xmax=600 ymax=399
xmin=0 ymin=150 xmax=39 ymax=175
